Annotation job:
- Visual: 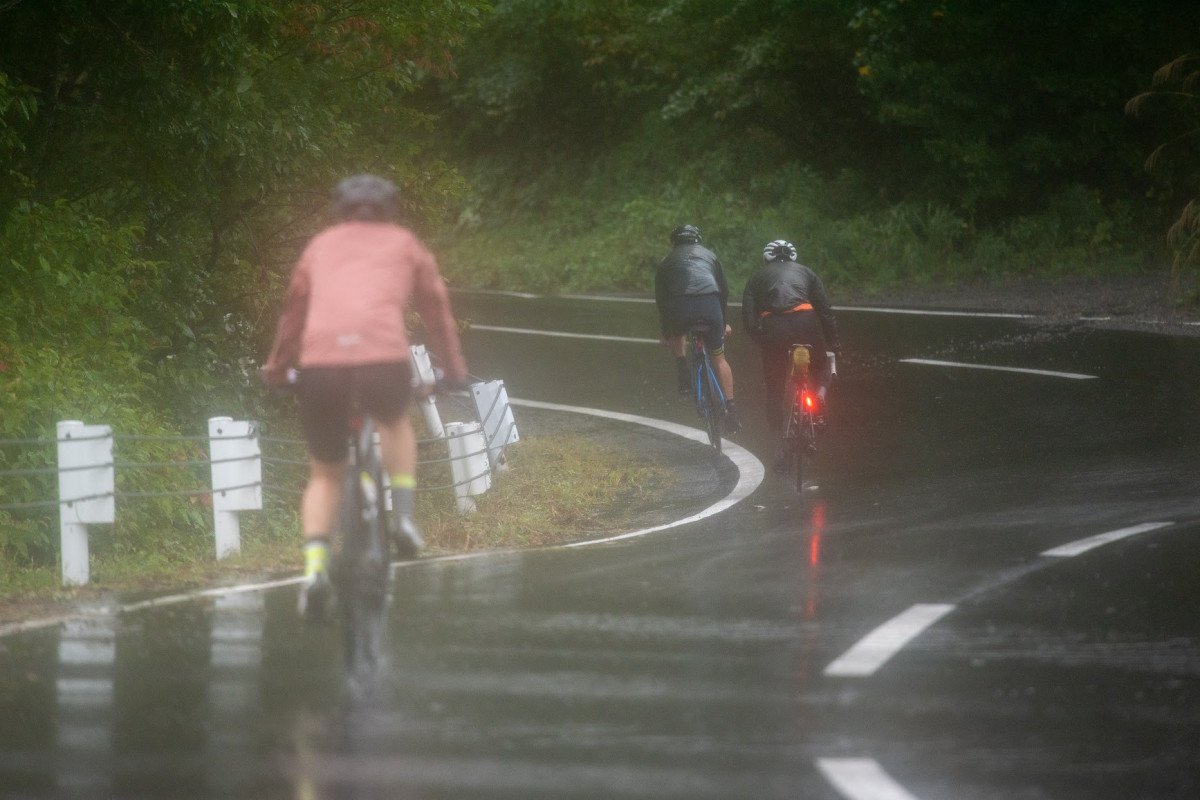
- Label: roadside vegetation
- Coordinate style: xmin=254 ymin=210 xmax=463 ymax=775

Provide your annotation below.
xmin=1 ymin=1 xmax=1198 ymax=600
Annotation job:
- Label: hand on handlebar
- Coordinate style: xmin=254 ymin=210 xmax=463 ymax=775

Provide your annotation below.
xmin=259 ymin=366 xmax=299 ymax=388
xmin=415 ymin=368 xmax=468 ymax=399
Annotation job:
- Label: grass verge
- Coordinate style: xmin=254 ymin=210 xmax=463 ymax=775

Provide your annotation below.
xmin=0 ymin=432 xmax=672 ymax=625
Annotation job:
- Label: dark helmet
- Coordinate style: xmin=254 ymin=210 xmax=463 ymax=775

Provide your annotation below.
xmin=763 ymin=239 xmax=797 ymax=262
xmin=334 ymin=174 xmax=398 ymax=222
xmin=670 ymin=224 xmax=702 ymax=246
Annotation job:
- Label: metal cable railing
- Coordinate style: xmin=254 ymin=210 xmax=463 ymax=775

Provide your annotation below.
xmin=1 ymin=347 xmax=520 ymax=584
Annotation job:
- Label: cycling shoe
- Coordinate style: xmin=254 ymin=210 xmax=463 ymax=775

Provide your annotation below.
xmin=298 ymin=569 xmax=334 ymax=623
xmin=391 ymin=515 xmax=424 ymax=560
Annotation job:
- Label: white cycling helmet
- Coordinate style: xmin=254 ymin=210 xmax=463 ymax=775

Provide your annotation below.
xmin=763 ymin=239 xmax=797 ymax=262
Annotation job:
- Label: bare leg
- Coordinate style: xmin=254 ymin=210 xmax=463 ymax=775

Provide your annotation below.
xmin=711 ymin=352 xmax=735 ymax=401
xmin=375 ymin=413 xmax=424 ymax=556
xmin=662 ymin=334 xmax=687 ymax=358
xmin=302 ymin=457 xmax=347 ymax=540
xmin=375 ymin=413 xmax=416 ymax=477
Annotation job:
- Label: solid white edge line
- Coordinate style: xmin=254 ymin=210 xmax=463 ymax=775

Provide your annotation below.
xmin=452 ymin=287 xmax=1034 ymax=319
xmin=1 ymin=400 xmax=764 ymax=638
xmin=900 ymin=358 xmax=1097 ymax=380
xmin=824 ymin=604 xmax=956 ymax=678
xmin=816 ymin=758 xmax=923 ymax=800
xmin=469 ymin=324 xmax=659 ymax=344
xmin=507 ymin=398 xmax=765 ymax=546
xmin=834 ymin=306 xmax=1032 ymax=319
xmin=1041 ymin=521 xmax=1174 ymax=558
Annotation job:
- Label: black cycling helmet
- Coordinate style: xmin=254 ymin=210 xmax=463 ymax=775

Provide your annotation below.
xmin=334 ymin=174 xmax=398 ymax=222
xmin=763 ymin=239 xmax=797 ymax=262
xmin=670 ymin=224 xmax=702 ymax=245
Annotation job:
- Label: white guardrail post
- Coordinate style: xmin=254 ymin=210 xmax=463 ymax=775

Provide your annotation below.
xmin=470 ymin=380 xmax=520 ymax=471
xmin=208 ymin=417 xmax=262 ymax=559
xmin=409 ymin=344 xmax=445 ymax=438
xmin=57 ymin=421 xmax=115 ymax=586
xmin=444 ymin=421 xmax=490 ymax=514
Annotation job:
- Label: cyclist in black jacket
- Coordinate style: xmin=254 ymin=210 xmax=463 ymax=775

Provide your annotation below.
xmin=742 ymin=240 xmax=840 ymax=465
xmin=655 ymin=224 xmax=741 ymax=434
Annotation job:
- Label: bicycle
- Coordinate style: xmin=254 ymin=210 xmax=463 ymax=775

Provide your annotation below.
xmin=274 ymin=369 xmax=394 ymax=692
xmin=780 ymin=345 xmax=835 ymax=492
xmin=688 ymin=323 xmax=726 ymax=453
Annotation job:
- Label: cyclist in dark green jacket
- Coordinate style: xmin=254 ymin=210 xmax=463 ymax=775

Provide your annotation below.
xmin=654 ymin=224 xmax=741 ymax=434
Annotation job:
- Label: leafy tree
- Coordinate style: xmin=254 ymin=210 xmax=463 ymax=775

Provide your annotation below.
xmin=850 ymin=0 xmax=1200 ymax=221
xmin=1127 ymin=54 xmax=1200 ymax=301
xmin=0 ymin=0 xmax=486 ymax=566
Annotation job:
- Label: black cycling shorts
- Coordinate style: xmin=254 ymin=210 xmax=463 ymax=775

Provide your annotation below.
xmin=298 ymin=362 xmax=414 ymax=464
xmin=661 ymin=294 xmax=726 ymax=354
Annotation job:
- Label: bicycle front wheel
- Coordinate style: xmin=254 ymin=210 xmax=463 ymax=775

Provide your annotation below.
xmin=703 ymin=365 xmax=723 ymax=453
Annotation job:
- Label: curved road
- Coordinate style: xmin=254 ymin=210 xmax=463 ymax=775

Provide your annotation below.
xmin=1 ymin=293 xmax=1198 ymax=799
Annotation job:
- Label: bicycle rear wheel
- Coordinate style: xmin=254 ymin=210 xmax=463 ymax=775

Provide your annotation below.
xmin=791 ymin=425 xmax=805 ymax=492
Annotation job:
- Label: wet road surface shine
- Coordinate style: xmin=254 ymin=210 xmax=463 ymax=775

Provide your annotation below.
xmin=1 ymin=295 xmax=1198 ymax=798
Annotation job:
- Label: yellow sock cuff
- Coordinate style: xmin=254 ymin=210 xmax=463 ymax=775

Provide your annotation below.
xmin=304 ymin=541 xmax=328 ymax=576
xmin=391 ymin=474 xmax=416 ymax=489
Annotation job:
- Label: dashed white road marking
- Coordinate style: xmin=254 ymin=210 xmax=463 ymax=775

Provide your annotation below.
xmin=1041 ymin=521 xmax=1174 ymax=558
xmin=900 ymin=357 xmax=1097 ymax=380
xmin=469 ymin=324 xmax=659 ymax=344
xmin=824 ymin=604 xmax=956 ymax=678
xmin=816 ymin=758 xmax=922 ymax=800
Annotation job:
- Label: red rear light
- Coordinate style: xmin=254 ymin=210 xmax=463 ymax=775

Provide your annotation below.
xmin=802 ymin=391 xmax=818 ymax=413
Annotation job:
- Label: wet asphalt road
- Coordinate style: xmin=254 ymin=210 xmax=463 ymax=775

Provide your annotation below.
xmin=1 ymin=294 xmax=1198 ymax=799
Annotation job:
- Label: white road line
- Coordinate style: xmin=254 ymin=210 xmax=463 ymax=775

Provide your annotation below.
xmin=508 ymin=398 xmax=765 ymax=545
xmin=450 ymin=288 xmax=542 ymax=299
xmin=824 ymin=604 xmax=955 ymax=677
xmin=453 ymin=287 xmax=1032 ymax=318
xmin=469 ymin=324 xmax=659 ymax=344
xmin=900 ymin=358 xmax=1097 ymax=380
xmin=558 ymin=294 xmax=655 ymax=304
xmin=1040 ymin=521 xmax=1174 ymax=558
xmin=835 ymin=306 xmax=1031 ymax=319
xmin=816 ymin=758 xmax=923 ymax=800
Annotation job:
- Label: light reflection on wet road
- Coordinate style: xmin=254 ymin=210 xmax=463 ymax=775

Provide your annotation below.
xmin=1 ymin=295 xmax=1198 ymax=798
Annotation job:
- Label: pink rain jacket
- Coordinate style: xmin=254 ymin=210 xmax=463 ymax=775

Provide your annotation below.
xmin=264 ymin=221 xmax=467 ymax=385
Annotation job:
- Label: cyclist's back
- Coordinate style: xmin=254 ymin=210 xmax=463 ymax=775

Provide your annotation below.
xmin=742 ymin=240 xmax=840 ymax=445
xmin=272 ymin=222 xmax=464 ymax=375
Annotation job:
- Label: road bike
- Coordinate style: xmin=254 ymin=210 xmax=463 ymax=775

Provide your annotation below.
xmin=781 ymin=345 xmax=835 ymax=493
xmin=274 ymin=369 xmax=393 ymax=692
xmin=688 ymin=323 xmax=726 ymax=453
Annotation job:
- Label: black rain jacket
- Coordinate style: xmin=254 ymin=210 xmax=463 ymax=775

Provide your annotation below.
xmin=741 ymin=260 xmax=840 ymax=348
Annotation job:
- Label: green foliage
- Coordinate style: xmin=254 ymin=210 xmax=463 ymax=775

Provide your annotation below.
xmin=850 ymin=0 xmax=1200 ymax=218
xmin=436 ymin=116 xmax=1149 ymax=296
xmin=1127 ymin=54 xmax=1200 ymax=303
xmin=0 ymin=0 xmax=487 ymax=574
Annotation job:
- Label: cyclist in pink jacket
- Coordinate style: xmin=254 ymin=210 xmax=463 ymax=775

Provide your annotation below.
xmin=263 ymin=174 xmax=468 ymax=619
